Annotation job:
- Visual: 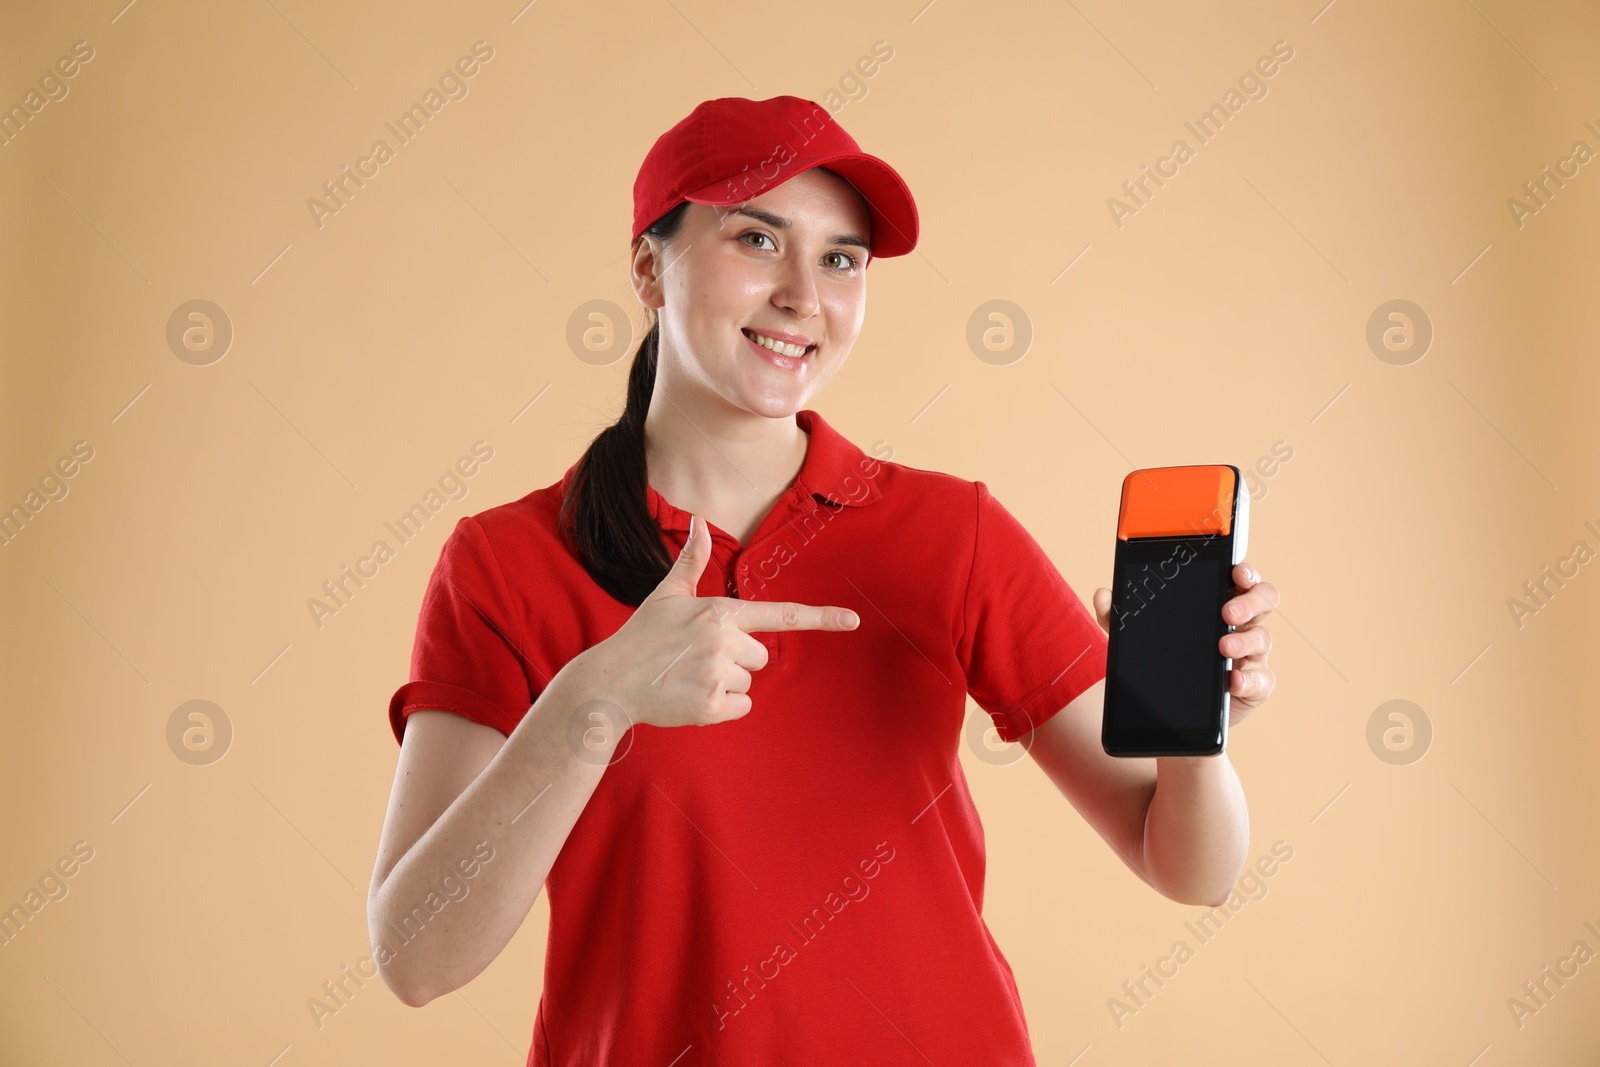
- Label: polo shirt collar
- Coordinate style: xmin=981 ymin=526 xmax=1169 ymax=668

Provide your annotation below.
xmin=793 ymin=407 xmax=884 ymax=509
xmin=560 ymin=408 xmax=880 ymax=535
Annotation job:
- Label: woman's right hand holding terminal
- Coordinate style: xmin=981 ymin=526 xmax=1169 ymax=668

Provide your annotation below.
xmin=578 ymin=514 xmax=860 ymax=730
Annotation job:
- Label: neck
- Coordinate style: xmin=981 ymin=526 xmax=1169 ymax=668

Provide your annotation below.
xmin=641 ymin=381 xmax=809 ymax=539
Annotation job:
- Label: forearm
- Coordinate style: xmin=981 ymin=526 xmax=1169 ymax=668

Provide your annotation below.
xmin=370 ymin=651 xmax=616 ymax=1006
xmin=1139 ymin=754 xmax=1249 ymax=906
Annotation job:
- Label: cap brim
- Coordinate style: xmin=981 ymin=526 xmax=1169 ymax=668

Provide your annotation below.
xmin=681 ymin=150 xmax=919 ymax=259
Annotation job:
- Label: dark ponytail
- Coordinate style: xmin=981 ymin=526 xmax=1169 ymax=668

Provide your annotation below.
xmin=559 ymin=201 xmax=692 ymax=606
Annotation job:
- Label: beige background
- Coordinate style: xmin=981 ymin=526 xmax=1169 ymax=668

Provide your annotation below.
xmin=3 ymin=0 xmax=1598 ymax=1062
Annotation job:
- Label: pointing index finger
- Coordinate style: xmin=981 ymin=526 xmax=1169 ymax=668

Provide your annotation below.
xmin=731 ymin=599 xmax=860 ymax=633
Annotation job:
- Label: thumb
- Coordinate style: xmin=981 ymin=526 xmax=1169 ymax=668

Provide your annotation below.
xmin=648 ymin=513 xmax=711 ymax=601
xmin=1093 ymin=587 xmax=1112 ymax=635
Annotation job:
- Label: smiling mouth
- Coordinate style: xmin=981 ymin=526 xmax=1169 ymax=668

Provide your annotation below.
xmin=742 ymin=328 xmax=816 ymax=359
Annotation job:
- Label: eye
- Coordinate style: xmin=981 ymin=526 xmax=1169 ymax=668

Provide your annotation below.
xmin=739 ymin=231 xmax=861 ymax=272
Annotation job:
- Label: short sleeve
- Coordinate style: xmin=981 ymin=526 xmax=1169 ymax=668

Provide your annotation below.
xmin=388 ymin=516 xmax=536 ymax=744
xmin=958 ymin=481 xmax=1109 ymax=742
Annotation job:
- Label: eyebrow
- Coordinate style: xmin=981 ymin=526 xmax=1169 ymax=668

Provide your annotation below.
xmin=725 ymin=206 xmax=871 ymax=252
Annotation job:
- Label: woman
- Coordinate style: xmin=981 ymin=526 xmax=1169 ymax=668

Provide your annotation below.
xmin=368 ymin=95 xmax=1278 ymax=1065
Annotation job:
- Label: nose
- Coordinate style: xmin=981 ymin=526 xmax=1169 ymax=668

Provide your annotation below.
xmin=772 ymin=252 xmax=820 ymax=320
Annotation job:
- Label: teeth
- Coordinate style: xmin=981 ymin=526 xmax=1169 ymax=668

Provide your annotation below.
xmin=747 ymin=330 xmax=810 ymax=358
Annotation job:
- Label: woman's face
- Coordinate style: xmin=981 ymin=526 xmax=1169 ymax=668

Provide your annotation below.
xmin=632 ymin=166 xmax=873 ymax=420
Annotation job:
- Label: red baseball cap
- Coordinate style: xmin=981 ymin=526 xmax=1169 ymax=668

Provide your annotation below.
xmin=631 ymin=95 xmax=919 ymax=260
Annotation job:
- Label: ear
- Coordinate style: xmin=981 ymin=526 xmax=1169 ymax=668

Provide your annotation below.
xmin=629 ymin=235 xmax=669 ymax=310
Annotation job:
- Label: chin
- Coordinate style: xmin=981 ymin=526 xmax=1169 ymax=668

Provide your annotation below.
xmin=720 ymin=353 xmax=840 ymax=418
xmin=735 ymin=394 xmax=808 ymax=420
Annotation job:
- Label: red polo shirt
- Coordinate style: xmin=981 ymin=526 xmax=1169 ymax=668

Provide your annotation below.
xmin=389 ymin=407 xmax=1108 ymax=1066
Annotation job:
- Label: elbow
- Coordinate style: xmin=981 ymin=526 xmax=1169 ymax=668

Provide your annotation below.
xmin=1150 ymin=859 xmax=1247 ymax=908
xmin=367 ymin=901 xmax=438 ymax=1008
xmin=373 ymin=948 xmax=457 ymax=1008
xmin=1193 ymin=858 xmax=1252 ymax=908
xmin=1159 ymin=882 xmax=1233 ymax=908
xmin=377 ymin=960 xmax=434 ymax=1009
